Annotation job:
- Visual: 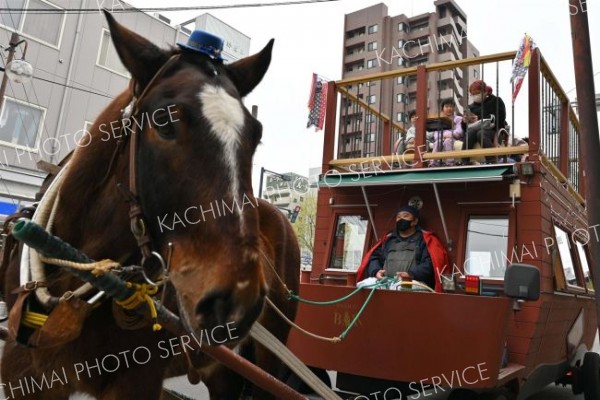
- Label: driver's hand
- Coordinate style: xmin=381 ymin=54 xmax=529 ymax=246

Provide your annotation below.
xmin=397 ymin=272 xmax=412 ymax=280
xmin=375 ymin=269 xmax=386 ymax=280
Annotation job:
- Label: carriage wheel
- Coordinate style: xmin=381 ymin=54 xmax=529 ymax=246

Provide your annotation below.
xmin=582 ymin=352 xmax=600 ymax=400
xmin=447 ymin=388 xmax=478 ymax=400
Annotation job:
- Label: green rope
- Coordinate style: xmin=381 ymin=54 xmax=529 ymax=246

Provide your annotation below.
xmin=289 ymin=277 xmax=394 ymax=305
xmin=340 ymin=282 xmax=383 ymax=340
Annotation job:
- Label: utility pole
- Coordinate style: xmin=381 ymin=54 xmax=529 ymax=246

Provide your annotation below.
xmin=0 ymin=32 xmax=32 ymax=115
xmin=569 ymin=0 xmax=600 ymax=336
xmin=0 ymin=33 xmax=20 ymax=114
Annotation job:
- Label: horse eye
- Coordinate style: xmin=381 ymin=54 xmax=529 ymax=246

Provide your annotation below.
xmin=152 ymin=111 xmax=177 ymax=139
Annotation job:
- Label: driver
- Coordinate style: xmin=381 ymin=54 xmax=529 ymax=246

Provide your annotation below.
xmin=356 ymin=205 xmax=450 ymax=292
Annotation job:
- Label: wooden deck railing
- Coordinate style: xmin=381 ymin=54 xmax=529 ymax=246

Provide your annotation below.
xmin=321 ymin=48 xmax=583 ymax=198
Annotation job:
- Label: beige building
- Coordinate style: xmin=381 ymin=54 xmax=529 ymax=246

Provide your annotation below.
xmin=340 ymin=0 xmax=480 ymax=158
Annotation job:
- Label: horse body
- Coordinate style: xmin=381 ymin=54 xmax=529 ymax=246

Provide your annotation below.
xmin=1 ymin=12 xmax=299 ymax=400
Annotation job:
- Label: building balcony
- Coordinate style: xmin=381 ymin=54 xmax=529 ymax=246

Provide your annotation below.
xmin=439 ymin=88 xmax=462 ymax=101
xmin=344 ymin=48 xmax=367 ymax=63
xmin=437 ymin=51 xmax=457 ymax=63
xmin=345 ymin=32 xmax=368 ymax=47
xmin=439 ymin=67 xmax=463 ymax=81
xmin=408 ymin=26 xmax=431 ymax=41
xmin=436 ymin=33 xmax=461 ymax=55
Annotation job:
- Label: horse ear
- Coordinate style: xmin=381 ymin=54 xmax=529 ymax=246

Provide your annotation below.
xmin=103 ymin=10 xmax=169 ymax=90
xmin=226 ymin=39 xmax=274 ymax=97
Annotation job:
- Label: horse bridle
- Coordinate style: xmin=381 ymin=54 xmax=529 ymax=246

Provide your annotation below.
xmin=118 ymin=54 xmax=181 ymax=276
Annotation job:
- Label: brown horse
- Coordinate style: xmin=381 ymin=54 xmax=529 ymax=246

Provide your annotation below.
xmin=0 ymin=11 xmax=299 ymax=400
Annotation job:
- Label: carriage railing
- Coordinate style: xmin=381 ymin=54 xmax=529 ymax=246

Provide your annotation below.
xmin=538 ymin=54 xmax=583 ymax=195
xmin=321 ymin=48 xmax=584 ymax=199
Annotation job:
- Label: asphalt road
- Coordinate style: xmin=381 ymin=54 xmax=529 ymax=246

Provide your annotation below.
xmin=161 ymin=371 xmax=591 ymax=400
xmin=0 ymin=330 xmax=597 ymax=399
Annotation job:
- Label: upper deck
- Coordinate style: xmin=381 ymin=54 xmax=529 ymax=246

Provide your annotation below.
xmin=319 ymin=48 xmax=584 ymax=204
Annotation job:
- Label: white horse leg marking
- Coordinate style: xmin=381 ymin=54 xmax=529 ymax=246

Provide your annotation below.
xmin=199 ymin=85 xmax=245 ymax=227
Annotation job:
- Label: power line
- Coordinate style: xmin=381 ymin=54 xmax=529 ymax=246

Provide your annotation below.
xmin=0 ymin=66 xmax=115 ymax=99
xmin=33 ymin=76 xmax=114 ymax=99
xmin=0 ymin=0 xmax=341 ymax=14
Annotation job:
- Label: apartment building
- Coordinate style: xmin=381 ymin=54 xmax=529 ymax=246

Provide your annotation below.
xmin=340 ymin=0 xmax=480 ymax=158
xmin=0 ymin=1 xmax=247 ymax=221
xmin=262 ymin=172 xmax=313 ymax=212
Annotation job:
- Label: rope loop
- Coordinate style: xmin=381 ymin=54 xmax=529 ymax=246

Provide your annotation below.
xmin=39 ymin=255 xmax=120 ymax=276
xmin=116 ymin=282 xmax=162 ymax=331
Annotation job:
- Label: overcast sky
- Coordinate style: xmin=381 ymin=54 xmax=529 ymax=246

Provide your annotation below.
xmin=126 ymin=0 xmax=600 ymax=192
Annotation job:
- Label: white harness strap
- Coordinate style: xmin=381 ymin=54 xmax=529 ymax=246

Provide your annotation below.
xmin=19 ymin=164 xmax=69 ymax=307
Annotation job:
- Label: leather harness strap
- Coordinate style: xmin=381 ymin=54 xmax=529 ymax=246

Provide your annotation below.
xmin=122 ymin=54 xmax=181 ymax=262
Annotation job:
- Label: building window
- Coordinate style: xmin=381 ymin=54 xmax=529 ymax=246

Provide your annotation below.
xmin=397 ymin=76 xmax=405 ymax=85
xmin=474 ymin=69 xmax=480 ymax=79
xmin=398 ymin=58 xmax=405 ymax=67
xmin=329 ymin=215 xmax=369 ymax=270
xmin=98 ymin=29 xmax=130 ymax=77
xmin=366 ymin=81 xmax=376 ymax=87
xmin=397 ymin=112 xmax=409 ymax=122
xmin=398 ymin=39 xmax=405 ymax=48
xmin=464 ymin=216 xmax=509 ymax=278
xmin=367 ymin=95 xmax=376 ymax=104
xmin=0 ymin=97 xmax=44 ymax=149
xmin=397 ymin=93 xmax=406 ymax=103
xmin=439 ymin=6 xmax=447 ymax=18
xmin=367 ymin=59 xmax=376 ymax=69
xmin=398 ymin=22 xmax=407 ymax=32
xmin=1 ymin=0 xmax=65 ymax=47
xmin=365 ymin=113 xmax=374 ymax=123
xmin=367 ymin=24 xmax=378 ymax=34
xmin=367 ymin=41 xmax=377 ymax=51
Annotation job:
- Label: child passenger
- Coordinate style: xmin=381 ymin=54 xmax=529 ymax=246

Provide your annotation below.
xmin=394 ymin=111 xmax=417 ymax=155
xmin=429 ymin=98 xmax=464 ymax=167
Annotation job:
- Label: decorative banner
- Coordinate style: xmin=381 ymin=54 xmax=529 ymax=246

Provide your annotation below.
xmin=306 ymin=73 xmax=329 ymax=131
xmin=510 ymin=33 xmax=537 ymax=103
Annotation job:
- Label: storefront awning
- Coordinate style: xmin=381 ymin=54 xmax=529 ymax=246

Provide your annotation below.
xmin=318 ymin=165 xmax=515 ymax=188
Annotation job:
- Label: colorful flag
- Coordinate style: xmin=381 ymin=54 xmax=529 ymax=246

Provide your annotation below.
xmin=510 ymin=34 xmax=537 ymax=103
xmin=306 ymin=73 xmax=329 ymax=131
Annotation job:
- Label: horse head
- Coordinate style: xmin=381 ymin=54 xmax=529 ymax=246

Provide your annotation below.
xmin=101 ymin=12 xmax=273 ymax=341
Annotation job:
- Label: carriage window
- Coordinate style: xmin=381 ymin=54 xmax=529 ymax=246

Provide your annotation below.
xmin=575 ymin=241 xmax=594 ymax=291
xmin=98 ymin=29 xmax=130 ymax=77
xmin=554 ymin=225 xmax=580 ymax=288
xmin=329 ymin=215 xmax=368 ymax=270
xmin=464 ymin=217 xmax=508 ymax=278
xmin=0 ymin=97 xmax=44 ymax=149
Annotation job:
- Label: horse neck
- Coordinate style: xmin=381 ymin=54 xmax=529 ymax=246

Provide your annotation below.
xmin=53 ymin=90 xmax=139 ymax=264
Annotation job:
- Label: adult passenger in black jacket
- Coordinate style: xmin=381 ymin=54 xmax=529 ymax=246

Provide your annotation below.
xmin=461 ymin=80 xmax=507 ymax=164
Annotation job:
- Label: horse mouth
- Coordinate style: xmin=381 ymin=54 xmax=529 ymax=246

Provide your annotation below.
xmin=176 ymin=292 xmax=264 ymax=347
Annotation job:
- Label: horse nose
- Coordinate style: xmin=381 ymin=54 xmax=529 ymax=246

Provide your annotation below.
xmin=195 ymin=289 xmax=234 ymax=330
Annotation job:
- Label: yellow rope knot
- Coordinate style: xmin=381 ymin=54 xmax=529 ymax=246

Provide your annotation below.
xmin=116 ymin=282 xmax=162 ymax=331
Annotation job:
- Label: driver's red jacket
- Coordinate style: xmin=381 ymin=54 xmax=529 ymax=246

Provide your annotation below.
xmin=355 ymin=230 xmax=451 ymax=293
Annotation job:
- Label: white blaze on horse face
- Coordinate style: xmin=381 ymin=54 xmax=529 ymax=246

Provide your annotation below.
xmin=199 ymin=85 xmax=245 ymax=225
